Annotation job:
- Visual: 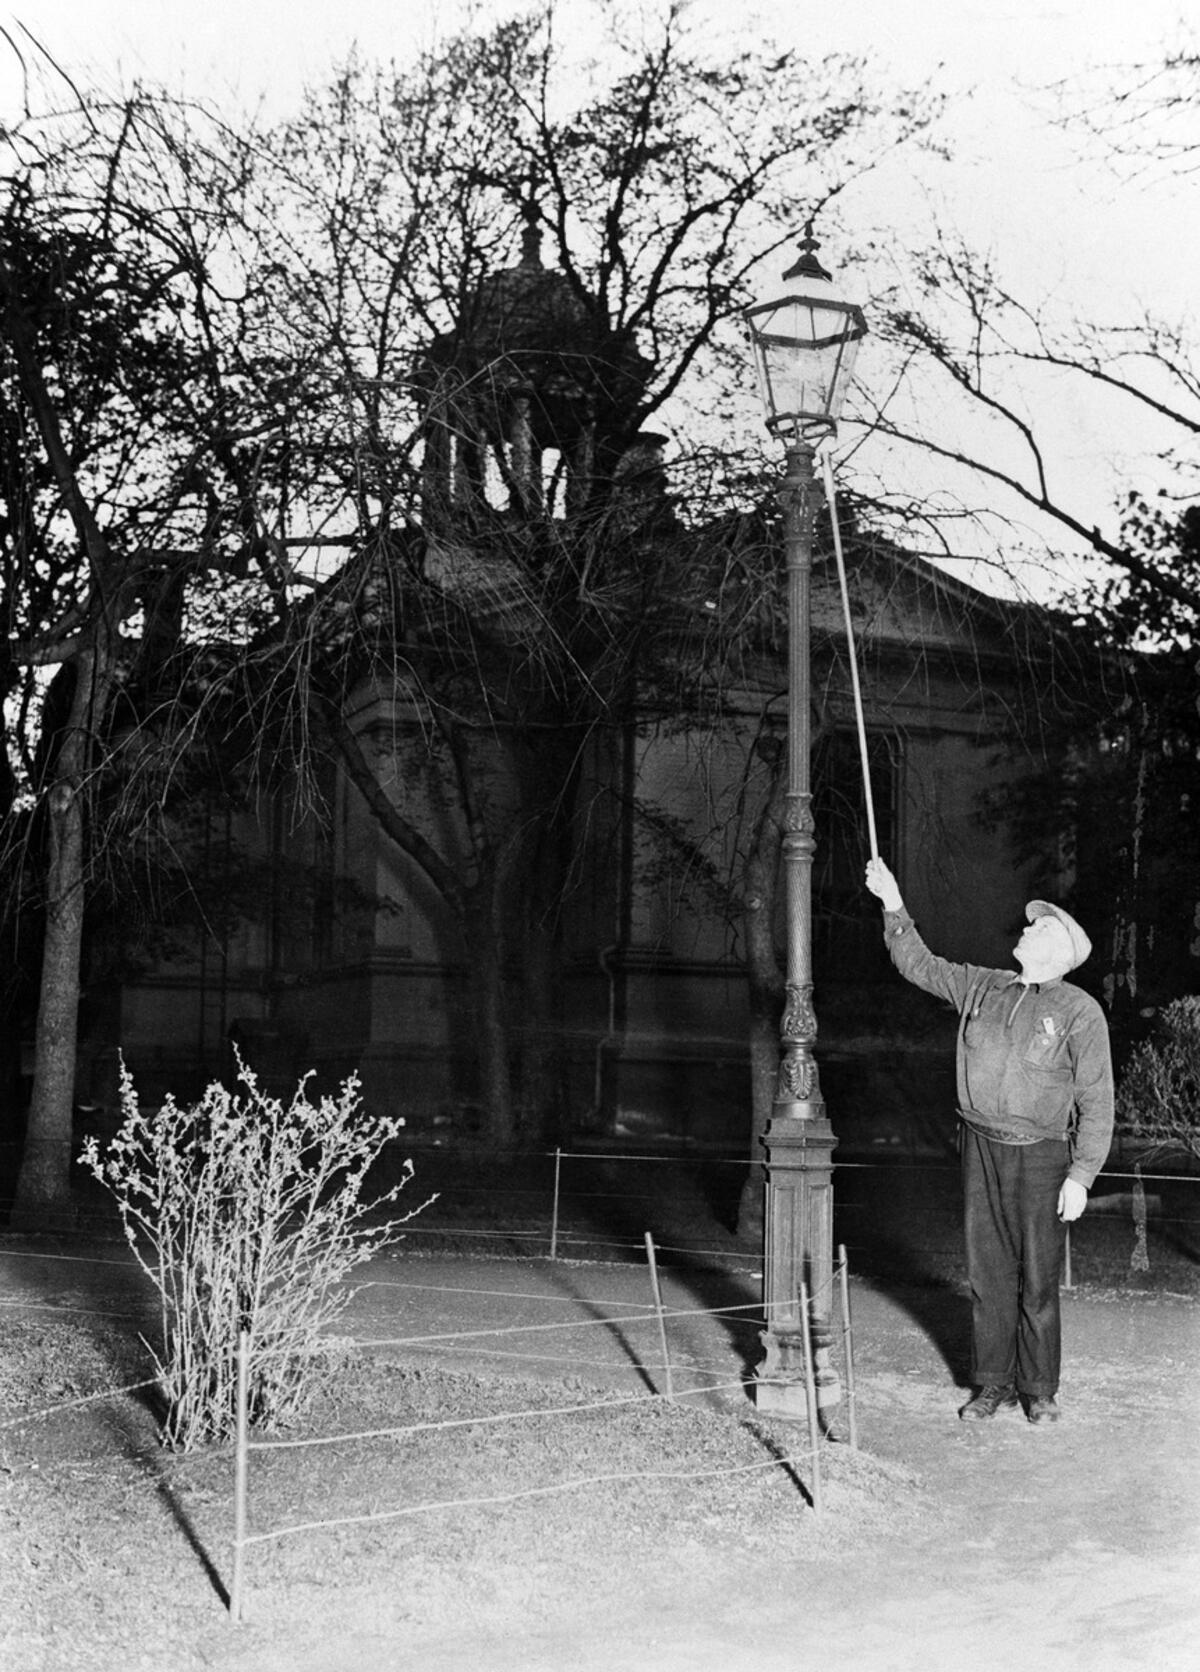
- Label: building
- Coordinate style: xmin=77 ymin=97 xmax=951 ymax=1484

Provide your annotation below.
xmin=95 ymin=529 xmax=1091 ymax=1160
xmin=82 ymin=232 xmax=1102 ymax=1158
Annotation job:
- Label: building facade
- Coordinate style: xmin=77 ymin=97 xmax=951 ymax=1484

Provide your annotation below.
xmin=91 ymin=531 xmax=1081 ymax=1159
xmin=78 ymin=230 xmax=1095 ymax=1156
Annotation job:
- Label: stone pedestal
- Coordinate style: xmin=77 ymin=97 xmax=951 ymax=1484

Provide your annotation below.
xmin=754 ymin=1105 xmax=840 ymax=1421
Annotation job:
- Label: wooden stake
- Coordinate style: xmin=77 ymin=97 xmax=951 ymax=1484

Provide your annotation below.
xmin=798 ymin=1280 xmax=823 ymax=1516
xmin=837 ymin=1244 xmax=858 ymax=1451
xmin=549 ymin=1147 xmax=562 ymax=1261
xmin=230 ymin=1329 xmax=250 ymax=1623
xmin=644 ymin=1232 xmax=674 ymax=1400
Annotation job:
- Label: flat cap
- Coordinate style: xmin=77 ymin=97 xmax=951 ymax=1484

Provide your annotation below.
xmin=1026 ymin=900 xmax=1092 ymax=971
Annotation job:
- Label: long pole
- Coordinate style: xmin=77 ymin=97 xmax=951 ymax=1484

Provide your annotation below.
xmin=821 ymin=450 xmax=878 ymax=861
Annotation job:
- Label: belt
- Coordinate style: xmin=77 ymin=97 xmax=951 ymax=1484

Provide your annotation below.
xmin=958 ymin=1113 xmax=1056 ymax=1146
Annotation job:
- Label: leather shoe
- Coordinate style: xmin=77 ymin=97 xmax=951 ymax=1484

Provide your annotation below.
xmin=1026 ymin=1395 xmax=1060 ymax=1424
xmin=959 ymin=1385 xmax=1018 ymax=1420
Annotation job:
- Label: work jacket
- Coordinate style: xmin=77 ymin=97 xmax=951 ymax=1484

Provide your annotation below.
xmin=882 ymin=909 xmax=1114 ymax=1189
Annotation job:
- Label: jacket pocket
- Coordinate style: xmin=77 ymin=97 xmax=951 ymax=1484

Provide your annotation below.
xmin=1017 ymin=1035 xmax=1071 ymax=1127
xmin=1022 ymin=1031 xmax=1069 ymax=1075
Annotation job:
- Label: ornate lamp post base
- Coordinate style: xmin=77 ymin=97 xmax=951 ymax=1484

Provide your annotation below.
xmin=754 ymin=1106 xmax=841 ymax=1421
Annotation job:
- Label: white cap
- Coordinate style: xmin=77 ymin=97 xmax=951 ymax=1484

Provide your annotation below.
xmin=1026 ymin=900 xmax=1092 ymax=971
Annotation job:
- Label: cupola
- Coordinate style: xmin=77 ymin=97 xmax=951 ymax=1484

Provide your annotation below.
xmin=417 ymin=210 xmax=651 ymax=522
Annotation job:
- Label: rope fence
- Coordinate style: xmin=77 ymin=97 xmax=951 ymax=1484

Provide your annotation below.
xmin=225 ymin=1239 xmax=858 ymax=1622
xmin=316 ymin=1148 xmax=1199 ymax=1285
xmin=0 ymin=1290 xmax=772 ymax=1436
xmin=2 ymin=1137 xmax=1191 ymax=1629
xmin=4 ymin=1146 xmax=1196 ymax=1250
xmin=2 ymin=1224 xmax=858 ymax=1627
xmin=3 ymin=1147 xmax=1196 ymax=1299
xmin=1 ymin=1142 xmax=1192 ymax=1598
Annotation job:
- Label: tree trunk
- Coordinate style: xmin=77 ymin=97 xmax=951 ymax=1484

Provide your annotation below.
xmin=1 ymin=250 xmax=122 ymax=1224
xmin=12 ymin=647 xmax=104 ymax=1225
xmin=513 ymin=739 xmax=578 ymax=1144
xmin=466 ymin=885 xmax=516 ymax=1151
xmin=521 ymin=915 xmax=560 ymax=1142
xmin=329 ymin=712 xmax=523 ymax=1146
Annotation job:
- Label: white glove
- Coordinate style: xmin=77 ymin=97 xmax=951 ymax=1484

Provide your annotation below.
xmin=1057 ymin=1179 xmax=1088 ymax=1222
xmin=865 ymin=858 xmax=904 ymax=913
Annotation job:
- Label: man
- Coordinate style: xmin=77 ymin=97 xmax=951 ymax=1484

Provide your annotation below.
xmin=864 ymin=858 xmax=1114 ymax=1424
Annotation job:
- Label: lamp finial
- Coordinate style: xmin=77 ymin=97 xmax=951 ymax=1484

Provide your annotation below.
xmin=783 ymin=220 xmax=832 ymax=284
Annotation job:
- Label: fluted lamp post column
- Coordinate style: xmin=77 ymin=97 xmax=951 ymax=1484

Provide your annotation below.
xmin=743 ymin=225 xmax=867 ymax=1421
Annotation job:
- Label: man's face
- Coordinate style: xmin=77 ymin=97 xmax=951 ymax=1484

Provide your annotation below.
xmin=1014 ymin=914 xmax=1074 ymax=980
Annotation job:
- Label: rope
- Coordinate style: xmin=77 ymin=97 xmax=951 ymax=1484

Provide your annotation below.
xmin=291 ymin=1296 xmax=767 ymax=1356
xmin=240 ymin=1440 xmax=817 ymax=1547
xmin=0 ymin=1379 xmax=159 ymax=1431
xmin=390 ymin=1341 xmax=752 ymax=1380
xmin=356 ymin=1278 xmax=663 ymax=1305
xmin=0 ymin=1299 xmax=145 ymax=1321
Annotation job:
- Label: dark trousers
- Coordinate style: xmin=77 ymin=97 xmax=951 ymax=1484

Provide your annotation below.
xmin=961 ymin=1128 xmax=1069 ymax=1397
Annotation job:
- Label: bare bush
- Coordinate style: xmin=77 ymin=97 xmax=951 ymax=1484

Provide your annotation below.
xmin=1114 ymin=996 xmax=1200 ymax=1163
xmin=80 ymin=1057 xmax=431 ymax=1449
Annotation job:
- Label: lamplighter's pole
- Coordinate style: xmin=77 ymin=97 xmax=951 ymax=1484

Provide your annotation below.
xmin=755 ymin=436 xmax=841 ymax=1422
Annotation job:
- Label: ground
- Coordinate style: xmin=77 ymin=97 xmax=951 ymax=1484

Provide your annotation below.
xmin=1 ymin=1156 xmax=1198 ymax=1671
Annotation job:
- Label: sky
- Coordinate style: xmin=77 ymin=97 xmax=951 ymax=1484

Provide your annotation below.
xmin=3 ymin=0 xmax=1190 ymax=267
xmin=1 ymin=0 xmax=1196 ymax=594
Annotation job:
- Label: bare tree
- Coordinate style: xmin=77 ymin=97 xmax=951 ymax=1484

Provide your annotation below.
xmin=867 ymin=233 xmax=1200 ymax=620
xmin=862 ymin=28 xmax=1200 ymax=622
xmin=1051 ymin=32 xmax=1200 ymax=177
xmin=0 ymin=80 xmax=296 ymax=1218
xmin=192 ymin=3 xmax=943 ymax=1145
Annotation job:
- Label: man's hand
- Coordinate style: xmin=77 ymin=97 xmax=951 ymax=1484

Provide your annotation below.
xmin=865 ymin=858 xmax=904 ymax=913
xmin=1057 ymin=1179 xmax=1088 ymax=1222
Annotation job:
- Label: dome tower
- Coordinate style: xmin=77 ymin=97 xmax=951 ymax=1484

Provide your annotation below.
xmin=417 ymin=210 xmax=650 ymax=523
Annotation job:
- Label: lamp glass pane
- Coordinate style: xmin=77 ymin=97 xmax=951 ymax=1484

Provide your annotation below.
xmin=746 ymin=293 xmax=865 ymax=431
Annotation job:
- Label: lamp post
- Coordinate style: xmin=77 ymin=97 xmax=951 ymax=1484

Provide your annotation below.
xmin=743 ymin=224 xmax=867 ymax=1421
